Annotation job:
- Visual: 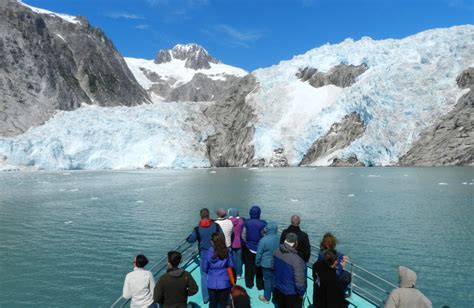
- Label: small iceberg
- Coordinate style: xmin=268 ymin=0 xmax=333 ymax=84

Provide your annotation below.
xmin=90 ymin=197 xmax=99 ymax=200
xmin=248 ymin=167 xmax=259 ymax=170
xmin=64 ymin=221 xmax=72 ymax=224
xmin=290 ymin=198 xmax=299 ymax=202
xmin=69 ymin=188 xmax=79 ymax=192
xmin=348 ymin=194 xmax=355 ymax=197
xmin=209 ymin=170 xmax=216 ymax=174
xmin=438 ymin=183 xmax=448 ymax=186
xmin=59 ymin=188 xmax=66 ymax=192
xmin=367 ymin=175 xmax=381 ymax=178
xmin=136 ymin=200 xmax=144 ymax=204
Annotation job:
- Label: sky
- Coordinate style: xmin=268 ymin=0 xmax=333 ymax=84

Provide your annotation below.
xmin=23 ymin=0 xmax=473 ymax=71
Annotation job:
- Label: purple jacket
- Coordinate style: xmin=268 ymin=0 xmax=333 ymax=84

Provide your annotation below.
xmin=229 ymin=216 xmax=244 ymax=249
xmin=203 ymin=247 xmax=234 ymax=290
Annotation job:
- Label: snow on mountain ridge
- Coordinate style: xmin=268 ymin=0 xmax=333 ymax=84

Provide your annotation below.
xmin=17 ymin=0 xmax=80 ymax=24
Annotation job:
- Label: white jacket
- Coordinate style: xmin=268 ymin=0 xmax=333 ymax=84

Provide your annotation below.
xmin=216 ymin=218 xmax=234 ymax=248
xmin=385 ymin=266 xmax=432 ymax=308
xmin=122 ymin=267 xmax=155 ymax=308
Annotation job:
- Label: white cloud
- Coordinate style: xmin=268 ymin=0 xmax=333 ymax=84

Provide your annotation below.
xmin=135 ymin=24 xmax=151 ymax=30
xmin=211 ymin=24 xmax=264 ymax=48
xmin=107 ymin=12 xmax=145 ymax=20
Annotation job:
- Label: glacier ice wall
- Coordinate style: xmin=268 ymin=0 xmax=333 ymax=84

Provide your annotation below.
xmin=0 ymin=103 xmax=214 ymax=170
xmin=249 ymin=25 xmax=474 ymax=166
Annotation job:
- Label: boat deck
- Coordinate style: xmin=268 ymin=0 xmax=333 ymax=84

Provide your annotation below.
xmin=185 ymin=254 xmax=377 ymax=308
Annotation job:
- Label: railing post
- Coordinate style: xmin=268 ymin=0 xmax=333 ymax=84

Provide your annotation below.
xmin=349 ymin=263 xmax=354 ymax=298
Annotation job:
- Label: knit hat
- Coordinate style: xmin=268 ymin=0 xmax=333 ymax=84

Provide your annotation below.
xmin=216 ymin=208 xmax=226 ymax=218
xmin=284 ymin=232 xmax=298 ymax=246
xmin=228 ymin=208 xmax=239 ymax=217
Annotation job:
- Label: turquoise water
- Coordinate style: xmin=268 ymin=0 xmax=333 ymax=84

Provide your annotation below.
xmin=0 ymin=167 xmax=472 ymax=307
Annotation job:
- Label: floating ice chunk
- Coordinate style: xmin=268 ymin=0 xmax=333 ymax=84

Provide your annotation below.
xmin=69 ymin=188 xmax=79 ymax=192
xmin=367 ymin=175 xmax=381 ymax=178
xmin=136 ymin=200 xmax=144 ymax=203
xmin=244 ymin=179 xmax=248 ymax=181
xmin=403 ymin=174 xmax=409 ymax=177
xmin=209 ymin=170 xmax=217 ymax=174
xmin=438 ymin=183 xmax=448 ymax=186
xmin=290 ymin=198 xmax=299 ymax=202
xmin=248 ymin=167 xmax=259 ymax=170
xmin=462 ymin=182 xmax=468 ymax=185
xmin=59 ymin=188 xmax=66 ymax=191
xmin=64 ymin=221 xmax=72 ymax=224
xmin=347 ymin=194 xmax=355 ymax=197
xmin=90 ymin=197 xmax=99 ymax=200
xmin=62 ymin=173 xmax=71 ymax=176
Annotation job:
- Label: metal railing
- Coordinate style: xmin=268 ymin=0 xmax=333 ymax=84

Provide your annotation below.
xmin=308 ymin=244 xmax=397 ymax=307
xmin=111 ymin=239 xmax=199 ymax=308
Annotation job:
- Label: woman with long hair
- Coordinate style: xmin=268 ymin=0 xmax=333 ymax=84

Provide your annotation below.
xmin=202 ymin=233 xmax=234 ymax=308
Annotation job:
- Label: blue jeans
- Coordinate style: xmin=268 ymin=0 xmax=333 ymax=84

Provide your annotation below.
xmin=262 ymin=267 xmax=273 ymax=301
xmin=232 ymin=248 xmax=243 ymax=277
xmin=200 ymin=251 xmax=209 ymax=302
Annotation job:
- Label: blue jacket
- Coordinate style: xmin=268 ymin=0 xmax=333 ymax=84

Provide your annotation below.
xmin=273 ymin=243 xmax=307 ymax=296
xmin=186 ymin=219 xmax=222 ymax=252
xmin=243 ymin=206 xmax=267 ymax=252
xmin=202 ymin=247 xmax=234 ymax=290
xmin=256 ymin=222 xmax=279 ymax=269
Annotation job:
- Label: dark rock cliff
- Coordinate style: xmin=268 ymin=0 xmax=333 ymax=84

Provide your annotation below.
xmin=0 ymin=1 xmax=149 ymax=136
xmin=399 ymin=68 xmax=474 ymax=166
xmin=296 ymin=63 xmax=368 ymax=88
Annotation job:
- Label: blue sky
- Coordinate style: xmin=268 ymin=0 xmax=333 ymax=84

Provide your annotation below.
xmin=23 ymin=0 xmax=473 ymax=71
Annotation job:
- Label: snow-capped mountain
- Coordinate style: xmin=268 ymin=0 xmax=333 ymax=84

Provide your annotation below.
xmin=125 ymin=44 xmax=248 ymax=102
xmin=0 ymin=1 xmax=472 ymax=171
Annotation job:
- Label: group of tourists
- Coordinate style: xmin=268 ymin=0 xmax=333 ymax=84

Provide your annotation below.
xmin=122 ymin=205 xmax=432 ymax=308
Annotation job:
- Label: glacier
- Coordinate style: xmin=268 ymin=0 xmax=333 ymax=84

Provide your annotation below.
xmin=0 ymin=103 xmax=214 ymax=170
xmin=249 ymin=25 xmax=474 ymax=166
xmin=0 ymin=25 xmax=473 ymax=170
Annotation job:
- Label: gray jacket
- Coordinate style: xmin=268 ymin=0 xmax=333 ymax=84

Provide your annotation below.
xmin=384 ymin=266 xmax=432 ymax=308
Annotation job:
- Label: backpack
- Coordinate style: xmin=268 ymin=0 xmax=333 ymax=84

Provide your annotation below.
xmin=194 ymin=221 xmax=221 ymax=243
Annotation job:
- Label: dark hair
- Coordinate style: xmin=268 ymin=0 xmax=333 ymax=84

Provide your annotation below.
xmin=320 ymin=232 xmax=337 ymax=250
xmin=135 ymin=255 xmax=148 ymax=268
xmin=324 ymin=249 xmax=338 ymax=266
xmin=212 ymin=232 xmax=228 ymax=260
xmin=200 ymin=208 xmax=210 ymax=219
xmin=231 ymin=285 xmax=251 ymax=307
xmin=167 ymin=251 xmax=182 ymax=268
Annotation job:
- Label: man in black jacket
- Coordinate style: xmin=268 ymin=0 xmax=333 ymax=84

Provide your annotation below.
xmin=154 ymin=251 xmax=199 ymax=307
xmin=280 ymin=215 xmax=311 ymax=263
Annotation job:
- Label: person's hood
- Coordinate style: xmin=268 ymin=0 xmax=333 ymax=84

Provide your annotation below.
xmin=249 ymin=205 xmax=261 ymax=219
xmin=399 ymin=266 xmax=417 ymax=288
xmin=279 ymin=242 xmax=297 ymax=254
xmin=265 ymin=222 xmax=278 ymax=235
xmin=228 ymin=208 xmax=239 ymax=217
xmin=167 ymin=267 xmax=184 ymax=278
xmin=199 ymin=219 xmax=212 ymax=227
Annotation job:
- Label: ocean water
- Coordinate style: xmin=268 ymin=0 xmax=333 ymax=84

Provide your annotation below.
xmin=0 ymin=167 xmax=472 ymax=307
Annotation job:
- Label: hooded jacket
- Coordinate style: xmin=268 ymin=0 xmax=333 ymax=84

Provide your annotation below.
xmin=256 ymin=222 xmax=280 ymax=268
xmin=186 ymin=219 xmax=222 ymax=252
xmin=384 ymin=266 xmax=432 ymax=308
xmin=312 ymin=259 xmax=347 ymax=308
xmin=243 ymin=206 xmax=267 ymax=252
xmin=280 ymin=225 xmax=311 ymax=263
xmin=228 ymin=208 xmax=244 ymax=249
xmin=273 ymin=243 xmax=307 ymax=296
xmin=153 ymin=268 xmax=198 ymax=308
xmin=202 ymin=246 xmax=234 ymax=290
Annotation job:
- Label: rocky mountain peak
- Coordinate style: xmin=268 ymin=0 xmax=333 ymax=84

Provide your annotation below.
xmin=154 ymin=43 xmax=219 ymax=70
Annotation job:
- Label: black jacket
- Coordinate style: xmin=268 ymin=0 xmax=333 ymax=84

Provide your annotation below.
xmin=280 ymin=225 xmax=311 ymax=262
xmin=154 ymin=268 xmax=198 ymax=308
xmin=312 ymin=260 xmax=348 ymax=308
